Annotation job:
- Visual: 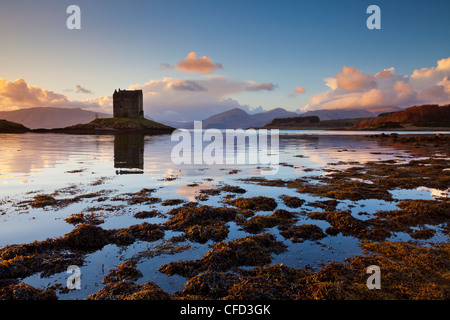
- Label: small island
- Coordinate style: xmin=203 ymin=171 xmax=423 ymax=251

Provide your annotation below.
xmin=33 ymin=116 xmax=175 ymax=135
xmin=0 ymin=119 xmax=30 ymax=133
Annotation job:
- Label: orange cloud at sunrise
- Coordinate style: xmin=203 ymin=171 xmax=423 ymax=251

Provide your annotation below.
xmin=302 ymin=57 xmax=450 ymax=112
xmin=0 ymin=78 xmax=68 ymax=111
xmin=176 ymin=52 xmax=224 ymax=74
xmin=0 ymin=77 xmax=110 ymax=113
xmin=289 ymin=85 xmax=306 ymax=97
xmin=335 ymin=66 xmax=375 ymax=92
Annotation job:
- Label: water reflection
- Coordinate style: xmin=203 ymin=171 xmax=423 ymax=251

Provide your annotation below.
xmin=114 ymin=134 xmax=144 ymax=174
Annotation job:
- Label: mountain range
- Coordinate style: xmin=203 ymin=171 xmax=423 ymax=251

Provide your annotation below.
xmin=0 ymin=106 xmax=402 ymax=130
xmin=176 ymin=108 xmax=300 ymax=129
xmin=166 ymin=106 xmax=402 ymax=129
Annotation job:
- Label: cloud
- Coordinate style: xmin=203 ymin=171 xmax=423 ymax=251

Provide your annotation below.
xmin=128 ymin=76 xmax=255 ymax=121
xmin=375 ymin=67 xmax=396 ymax=79
xmin=159 ymin=63 xmax=174 ymax=71
xmin=176 ymin=52 xmax=223 ymax=74
xmin=245 ymin=81 xmax=277 ymax=92
xmin=302 ymin=57 xmax=450 ymax=112
xmin=409 ymin=57 xmax=450 ymax=90
xmin=0 ymin=78 xmax=69 ymax=110
xmin=171 ymin=80 xmax=207 ymax=92
xmin=411 ymin=57 xmax=450 ymax=79
xmin=0 ymin=77 xmax=110 ymax=113
xmin=335 ymin=66 xmax=376 ymax=92
xmin=289 ymin=85 xmax=306 ymax=97
xmin=75 ymin=85 xmax=94 ymax=94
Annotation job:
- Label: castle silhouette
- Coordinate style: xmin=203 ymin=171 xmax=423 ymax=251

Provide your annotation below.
xmin=113 ymin=89 xmax=143 ymax=118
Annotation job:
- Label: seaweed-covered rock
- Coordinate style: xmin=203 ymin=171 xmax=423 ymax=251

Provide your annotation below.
xmin=133 ymin=210 xmax=161 ymax=219
xmin=86 ymin=280 xmax=171 ymax=300
xmin=184 ymin=224 xmax=229 ymax=243
xmin=280 ymin=224 xmax=327 ymax=242
xmin=127 ymin=281 xmax=172 ymax=300
xmin=179 ymin=271 xmax=241 ymax=299
xmin=0 ymin=283 xmax=57 ymax=300
xmin=240 ymin=209 xmax=297 ymax=233
xmin=280 ymin=195 xmax=305 ymax=208
xmin=64 ymin=212 xmax=104 ymax=225
xmin=161 ymin=199 xmax=186 ymax=206
xmin=225 ymin=196 xmax=278 ymax=211
xmin=375 ymin=200 xmax=450 ymax=227
xmin=225 ymin=264 xmax=309 ymax=300
xmin=159 ymin=234 xmax=287 ymax=278
xmin=164 ymin=204 xmax=238 ymax=230
xmin=103 ymin=261 xmax=143 ymax=284
xmin=62 ymin=224 xmax=112 ymax=250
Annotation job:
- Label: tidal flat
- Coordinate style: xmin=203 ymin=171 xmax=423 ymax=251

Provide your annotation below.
xmin=0 ymin=132 xmax=448 ymax=300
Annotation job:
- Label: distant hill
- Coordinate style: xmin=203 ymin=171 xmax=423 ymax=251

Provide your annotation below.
xmin=298 ymin=106 xmax=401 ymax=121
xmin=265 ymin=116 xmax=320 ymax=128
xmin=263 ymin=116 xmax=374 ymax=130
xmin=353 ymin=104 xmax=450 ymax=129
xmin=0 ymin=119 xmax=30 ymax=133
xmin=0 ymin=107 xmax=111 ymax=129
xmin=298 ymin=109 xmax=374 ymax=121
xmin=179 ymin=107 xmax=300 ymax=129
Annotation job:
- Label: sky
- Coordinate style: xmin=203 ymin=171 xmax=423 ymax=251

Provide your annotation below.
xmin=0 ymin=0 xmax=449 ymax=121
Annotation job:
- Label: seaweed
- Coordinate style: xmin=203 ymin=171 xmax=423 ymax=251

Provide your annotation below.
xmin=0 ymin=222 xmax=165 ymax=281
xmin=172 ymin=241 xmax=450 ymax=300
xmin=25 ymin=191 xmax=108 ymax=209
xmin=0 ymin=283 xmax=58 ymax=300
xmin=159 ymin=234 xmax=287 ymax=278
xmin=133 ymin=210 xmax=161 ymax=219
xmin=225 ymin=196 xmax=278 ymax=211
xmin=64 ymin=212 xmax=104 ymax=225
xmin=164 ymin=204 xmax=239 ymax=231
xmin=87 ymin=280 xmax=171 ymax=300
xmin=184 ymin=224 xmax=229 ymax=243
xmin=102 ymin=261 xmax=143 ymax=283
xmin=240 ymin=209 xmax=297 ymax=233
xmin=280 ymin=195 xmax=305 ymax=208
xmin=280 ymin=224 xmax=327 ymax=242
xmin=161 ymin=199 xmax=186 ymax=206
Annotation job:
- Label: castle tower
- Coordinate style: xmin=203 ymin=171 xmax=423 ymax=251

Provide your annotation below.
xmin=113 ymin=89 xmax=144 ymax=118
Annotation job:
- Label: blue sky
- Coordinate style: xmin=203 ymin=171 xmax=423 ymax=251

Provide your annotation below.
xmin=1 ymin=0 xmax=449 ymax=120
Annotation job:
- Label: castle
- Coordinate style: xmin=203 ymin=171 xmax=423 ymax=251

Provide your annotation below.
xmin=113 ymin=89 xmax=144 ymax=118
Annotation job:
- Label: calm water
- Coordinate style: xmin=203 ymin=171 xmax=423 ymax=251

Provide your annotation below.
xmin=0 ymin=131 xmax=448 ymax=299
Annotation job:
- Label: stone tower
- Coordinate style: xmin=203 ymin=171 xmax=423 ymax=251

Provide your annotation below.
xmin=113 ymin=89 xmax=144 ymax=118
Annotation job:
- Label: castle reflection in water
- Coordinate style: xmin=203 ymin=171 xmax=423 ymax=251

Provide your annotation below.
xmin=114 ymin=134 xmax=144 ymax=174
